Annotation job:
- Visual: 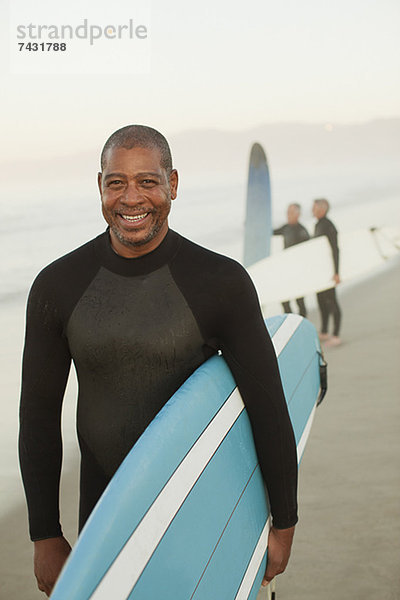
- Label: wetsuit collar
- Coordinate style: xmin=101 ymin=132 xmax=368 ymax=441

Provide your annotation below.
xmin=98 ymin=228 xmax=182 ymax=276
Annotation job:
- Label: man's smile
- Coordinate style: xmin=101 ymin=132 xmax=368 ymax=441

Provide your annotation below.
xmin=119 ymin=212 xmax=150 ymax=223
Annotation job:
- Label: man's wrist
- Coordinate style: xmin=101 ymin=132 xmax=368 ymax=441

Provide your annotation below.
xmin=34 ymin=535 xmax=64 ymax=545
xmin=271 ymin=524 xmax=295 ymax=537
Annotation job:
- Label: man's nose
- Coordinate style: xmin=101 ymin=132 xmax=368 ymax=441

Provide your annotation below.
xmin=122 ymin=183 xmax=144 ymax=204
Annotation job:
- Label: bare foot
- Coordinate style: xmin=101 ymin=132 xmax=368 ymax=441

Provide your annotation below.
xmin=325 ymin=335 xmax=342 ymax=347
xmin=319 ymin=333 xmax=330 ymax=342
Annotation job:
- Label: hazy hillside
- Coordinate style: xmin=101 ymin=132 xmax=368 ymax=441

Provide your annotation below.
xmin=171 ymin=118 xmax=400 ymax=177
xmin=2 ymin=119 xmax=399 ymax=207
xmin=168 ymin=119 xmax=400 ymax=211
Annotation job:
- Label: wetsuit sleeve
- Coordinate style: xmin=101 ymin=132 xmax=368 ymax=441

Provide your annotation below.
xmin=19 ymin=271 xmax=71 ymax=541
xmin=327 ymin=224 xmax=339 ymax=274
xmin=300 ymin=225 xmax=310 ymax=242
xmin=273 ymin=225 xmax=285 ymax=235
xmin=315 ymin=219 xmax=339 ymax=274
xmin=215 ymin=264 xmax=298 ymax=529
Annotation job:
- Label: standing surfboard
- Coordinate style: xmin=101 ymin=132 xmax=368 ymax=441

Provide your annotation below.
xmin=243 ymin=143 xmax=272 ymax=267
xmin=51 ymin=314 xmax=323 ymax=600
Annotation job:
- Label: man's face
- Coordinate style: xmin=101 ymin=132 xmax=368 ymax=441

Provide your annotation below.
xmin=98 ymin=146 xmax=178 ymax=258
xmin=287 ymin=205 xmax=300 ymax=225
xmin=312 ymin=202 xmax=326 ymax=219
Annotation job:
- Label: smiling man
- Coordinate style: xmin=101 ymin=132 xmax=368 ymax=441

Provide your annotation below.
xmin=19 ymin=125 xmax=298 ymax=596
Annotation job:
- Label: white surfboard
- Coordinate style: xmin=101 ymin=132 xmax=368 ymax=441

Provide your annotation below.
xmin=248 ymin=226 xmax=400 ymax=308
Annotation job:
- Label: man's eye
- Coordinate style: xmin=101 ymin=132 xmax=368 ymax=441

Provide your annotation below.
xmin=141 ymin=179 xmax=157 ymax=186
xmin=108 ymin=180 xmax=124 ymax=187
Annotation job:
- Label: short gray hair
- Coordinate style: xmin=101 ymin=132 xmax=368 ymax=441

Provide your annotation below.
xmin=313 ymin=198 xmax=330 ymax=213
xmin=100 ymin=125 xmax=173 ymax=173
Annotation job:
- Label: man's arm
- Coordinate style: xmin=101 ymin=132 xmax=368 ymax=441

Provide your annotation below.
xmin=300 ymin=224 xmax=310 ymax=243
xmin=214 ymin=262 xmax=298 ymax=580
xmin=19 ymin=269 xmax=72 ymax=592
xmin=326 ymin=223 xmax=339 ymax=277
xmin=315 ymin=219 xmax=340 ymax=279
xmin=273 ymin=225 xmax=285 ymax=236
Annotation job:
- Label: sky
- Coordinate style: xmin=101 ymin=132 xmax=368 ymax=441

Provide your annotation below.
xmin=1 ymin=0 xmax=400 ymax=162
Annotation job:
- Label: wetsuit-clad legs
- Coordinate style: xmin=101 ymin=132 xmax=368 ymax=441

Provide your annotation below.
xmin=295 ymin=297 xmax=307 ymax=318
xmin=317 ymin=288 xmax=341 ymax=336
xmin=282 ymin=298 xmax=307 ymax=318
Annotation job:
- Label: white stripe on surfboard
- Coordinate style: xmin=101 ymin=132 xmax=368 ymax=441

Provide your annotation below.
xmin=235 ymin=401 xmax=317 ymax=599
xmin=271 ymin=313 xmax=303 ymax=355
xmin=297 ymin=404 xmax=317 ymax=462
xmin=234 ymin=517 xmax=271 ymax=600
xmin=90 ymin=388 xmax=245 ymax=600
xmin=89 ymin=316 xmax=299 ymax=600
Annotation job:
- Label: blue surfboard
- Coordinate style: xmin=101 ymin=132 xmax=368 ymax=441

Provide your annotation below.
xmin=243 ymin=143 xmax=272 ymax=267
xmin=51 ymin=314 xmax=322 ymax=600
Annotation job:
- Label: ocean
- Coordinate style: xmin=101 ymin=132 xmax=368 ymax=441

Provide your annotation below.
xmin=2 ymin=175 xmax=399 ymax=306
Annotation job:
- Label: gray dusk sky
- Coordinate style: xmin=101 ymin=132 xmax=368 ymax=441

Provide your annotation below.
xmin=1 ymin=0 xmax=399 ymax=162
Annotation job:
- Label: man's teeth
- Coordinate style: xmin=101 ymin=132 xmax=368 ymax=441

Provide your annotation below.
xmin=122 ymin=213 xmax=148 ymax=222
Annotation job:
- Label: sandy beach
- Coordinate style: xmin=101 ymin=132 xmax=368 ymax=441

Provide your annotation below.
xmin=267 ymin=255 xmax=400 ymax=599
xmin=1 ymin=256 xmax=399 ymax=599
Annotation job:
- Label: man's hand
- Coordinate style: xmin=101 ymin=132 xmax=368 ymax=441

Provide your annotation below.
xmin=262 ymin=525 xmax=295 ymax=587
xmin=34 ymin=536 xmax=72 ymax=596
xmin=333 ymin=273 xmax=341 ymax=285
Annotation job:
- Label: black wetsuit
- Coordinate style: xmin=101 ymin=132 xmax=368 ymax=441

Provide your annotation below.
xmin=273 ymin=223 xmax=310 ymax=317
xmin=19 ymin=229 xmax=298 ymax=541
xmin=314 ymin=216 xmax=342 ymax=336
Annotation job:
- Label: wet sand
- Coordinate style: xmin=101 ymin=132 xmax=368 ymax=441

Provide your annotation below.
xmin=1 ymin=257 xmax=399 ymax=599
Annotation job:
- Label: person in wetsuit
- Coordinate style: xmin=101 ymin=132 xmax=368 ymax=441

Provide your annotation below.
xmin=273 ymin=203 xmax=310 ymax=317
xmin=312 ymin=198 xmax=342 ymax=346
xmin=19 ymin=125 xmax=298 ymax=596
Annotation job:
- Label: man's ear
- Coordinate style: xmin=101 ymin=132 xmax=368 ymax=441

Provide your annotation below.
xmin=97 ymin=172 xmax=103 ymax=196
xmin=169 ymin=169 xmax=179 ymax=200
